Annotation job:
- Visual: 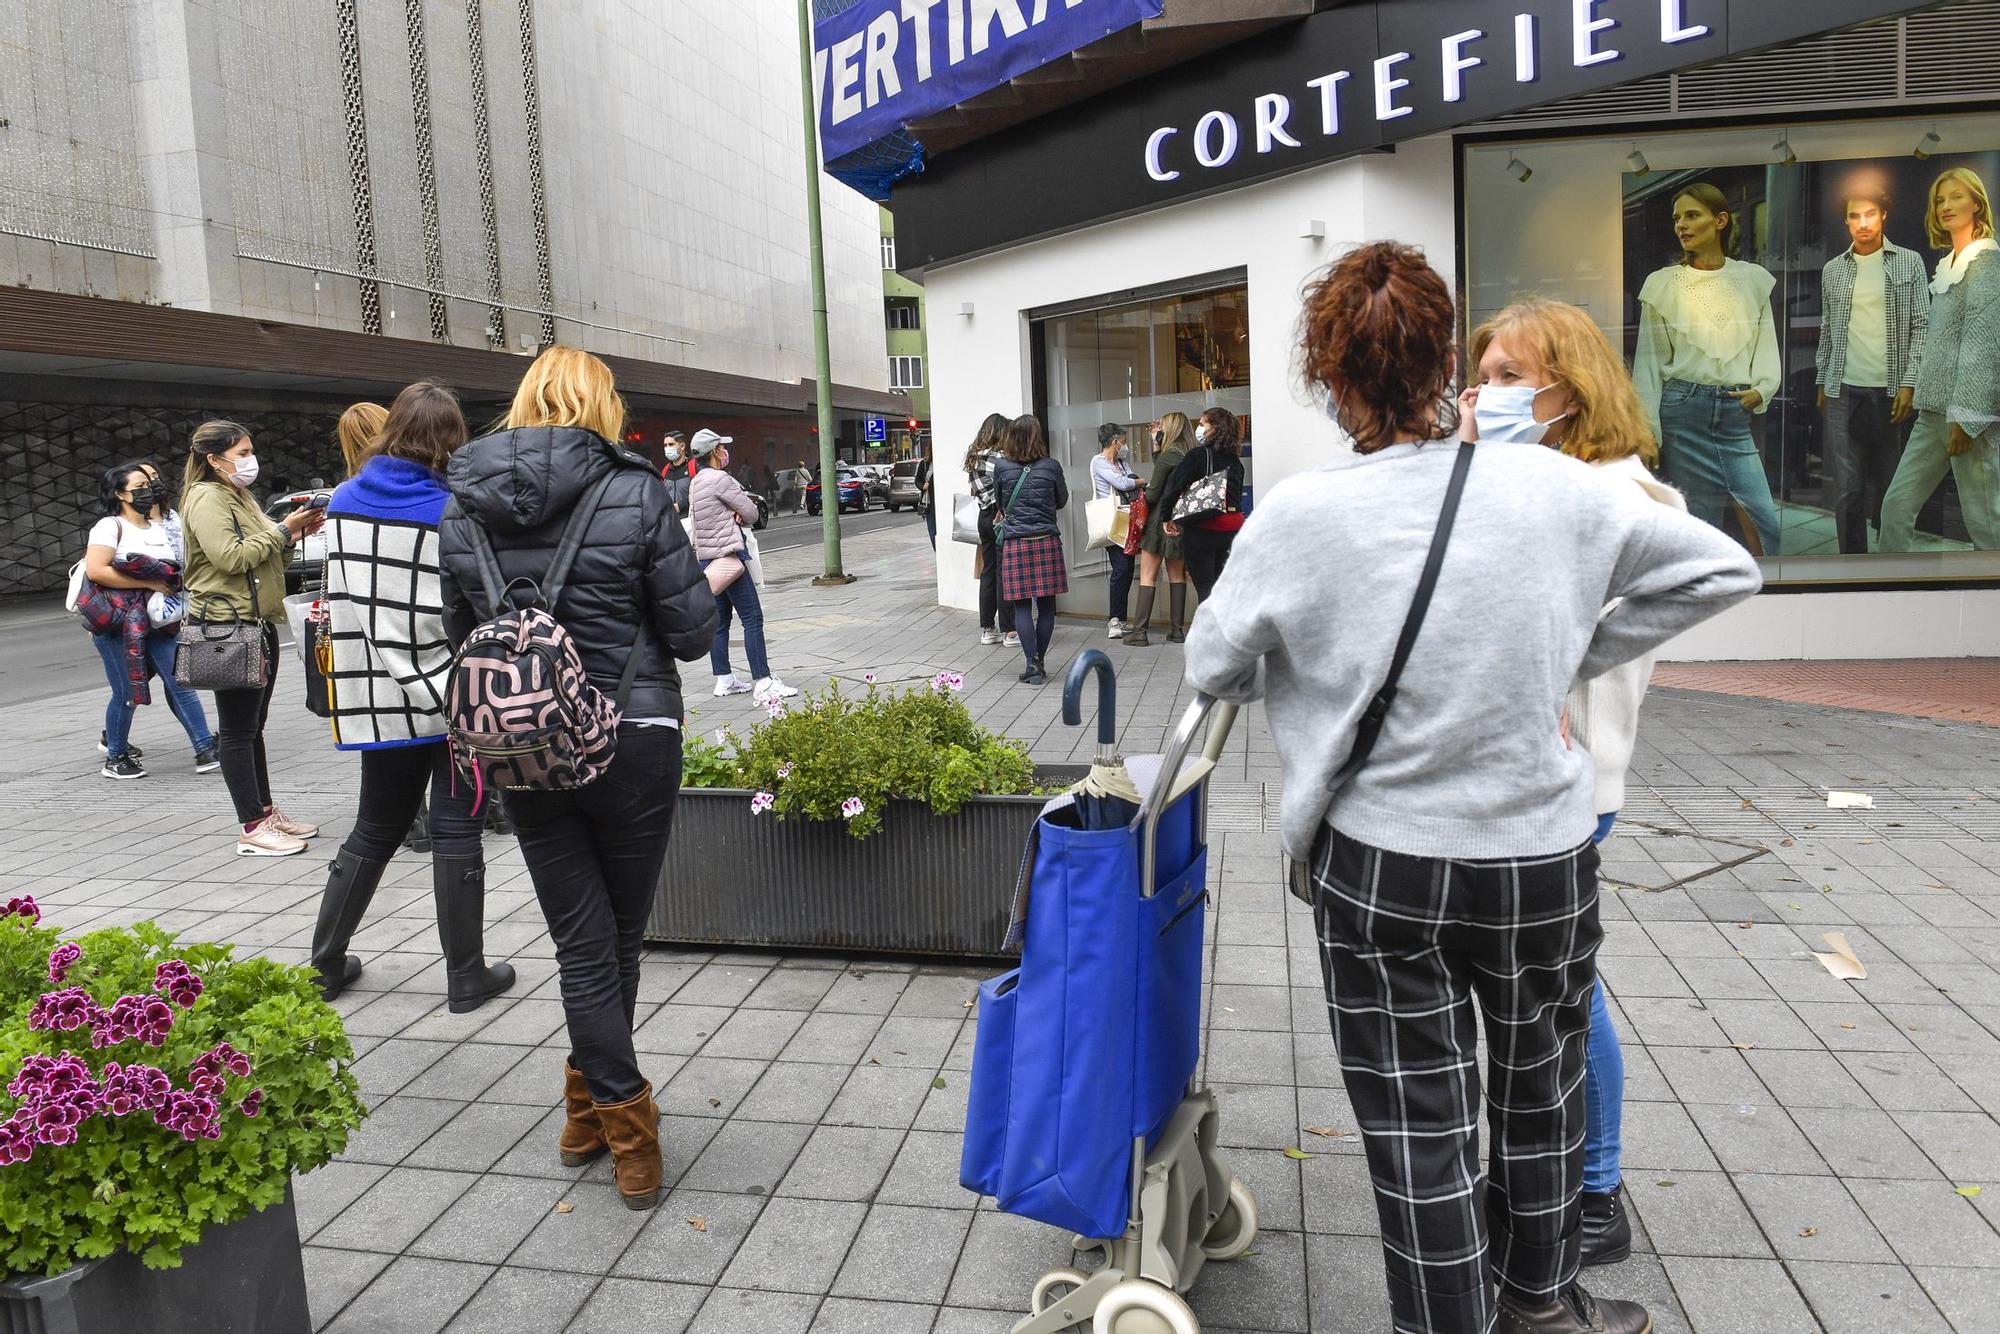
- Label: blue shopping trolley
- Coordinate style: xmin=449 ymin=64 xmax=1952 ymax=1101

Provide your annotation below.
xmin=963 ymin=651 xmax=1255 ymax=1334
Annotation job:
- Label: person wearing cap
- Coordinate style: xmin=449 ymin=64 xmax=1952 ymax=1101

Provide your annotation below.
xmin=688 ymin=429 xmax=798 ymax=704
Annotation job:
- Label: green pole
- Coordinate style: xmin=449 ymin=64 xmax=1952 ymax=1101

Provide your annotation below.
xmin=797 ymin=0 xmax=850 ymax=585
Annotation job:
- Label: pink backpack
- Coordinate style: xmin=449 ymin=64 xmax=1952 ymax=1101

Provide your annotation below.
xmin=446 ymin=474 xmax=642 ymax=808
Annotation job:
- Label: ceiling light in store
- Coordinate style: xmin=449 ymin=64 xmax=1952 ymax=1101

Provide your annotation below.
xmin=1506 ymin=154 xmax=1532 ymax=183
xmin=1914 ymin=129 xmax=1943 ymax=160
xmin=1624 ymin=145 xmax=1650 ymax=174
xmin=1773 ymin=136 xmax=1798 ymax=167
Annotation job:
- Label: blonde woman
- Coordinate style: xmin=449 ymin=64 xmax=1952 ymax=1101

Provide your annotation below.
xmin=1880 ymin=166 xmax=2000 ymax=551
xmin=1123 ymin=409 xmax=1193 ymax=645
xmin=336 ymin=402 xmax=389 ymax=478
xmin=438 ymin=347 xmax=715 ymax=1210
xmin=1466 ymin=297 xmax=1690 ymax=1272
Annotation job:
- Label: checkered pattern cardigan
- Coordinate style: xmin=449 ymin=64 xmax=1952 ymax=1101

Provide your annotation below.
xmin=323 ymin=456 xmax=454 ymax=750
xmin=1816 ymin=240 xmax=1930 ymax=396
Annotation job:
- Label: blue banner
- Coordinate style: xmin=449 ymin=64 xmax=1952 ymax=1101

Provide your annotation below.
xmin=813 ymin=0 xmax=1165 ymax=162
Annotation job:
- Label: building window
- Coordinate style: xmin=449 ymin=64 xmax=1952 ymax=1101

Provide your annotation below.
xmin=880 ymin=235 xmax=897 ymax=269
xmin=886 ymin=297 xmax=921 ymax=330
xmin=1462 ymin=109 xmax=2000 ymax=585
xmin=889 ymin=355 xmax=924 ymax=389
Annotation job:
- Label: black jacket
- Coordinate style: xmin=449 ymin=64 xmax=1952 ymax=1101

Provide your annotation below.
xmin=1156 ymin=445 xmax=1244 ymax=523
xmin=439 ymin=426 xmax=716 ymax=720
xmin=990 ymin=457 xmax=1068 ymax=540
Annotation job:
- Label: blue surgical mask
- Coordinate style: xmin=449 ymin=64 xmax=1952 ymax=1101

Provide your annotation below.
xmin=1475 ymin=384 xmax=1565 ymax=446
xmin=1195 ymin=425 xmax=1210 ymax=445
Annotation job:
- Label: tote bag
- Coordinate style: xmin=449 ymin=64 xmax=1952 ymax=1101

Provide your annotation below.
xmin=951 ymin=492 xmax=983 ymax=545
xmin=1084 ymin=495 xmax=1130 ymax=550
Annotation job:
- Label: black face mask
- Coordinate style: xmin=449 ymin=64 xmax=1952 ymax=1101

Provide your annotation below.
xmin=1151 ymin=430 xmax=1164 ymax=447
xmin=127 ymin=486 xmax=161 ymax=514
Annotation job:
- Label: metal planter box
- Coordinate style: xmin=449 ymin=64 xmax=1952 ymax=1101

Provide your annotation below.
xmin=0 ymin=1185 xmax=310 ymax=1334
xmin=648 ymin=771 xmax=1084 ymax=959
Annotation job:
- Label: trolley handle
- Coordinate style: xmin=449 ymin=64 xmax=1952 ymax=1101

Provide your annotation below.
xmin=1062 ymin=649 xmax=1119 ymax=767
xmin=1138 ymin=694 xmax=1239 ymax=893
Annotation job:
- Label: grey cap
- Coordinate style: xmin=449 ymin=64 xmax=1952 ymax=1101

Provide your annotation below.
xmin=690 ymin=428 xmax=732 ymax=457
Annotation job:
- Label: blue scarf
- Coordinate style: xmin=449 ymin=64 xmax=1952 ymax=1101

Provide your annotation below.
xmin=328 ymin=455 xmax=448 ymax=526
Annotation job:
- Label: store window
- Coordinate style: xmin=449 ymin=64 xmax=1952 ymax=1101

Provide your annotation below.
xmin=1463 ymin=112 xmax=2000 ymax=585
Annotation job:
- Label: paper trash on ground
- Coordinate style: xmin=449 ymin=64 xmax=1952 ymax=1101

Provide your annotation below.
xmin=1826 ymin=791 xmax=1875 ymax=809
xmin=1813 ymin=932 xmax=1867 ymax=981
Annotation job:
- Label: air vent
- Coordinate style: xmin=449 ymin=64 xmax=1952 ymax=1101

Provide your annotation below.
xmin=1675 ymin=22 xmax=1899 ymax=112
xmin=1905 ymin=0 xmax=2000 ymax=96
xmin=1496 ymin=75 xmax=1671 ymax=123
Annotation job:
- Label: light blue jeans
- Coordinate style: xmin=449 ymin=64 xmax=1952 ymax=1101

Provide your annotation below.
xmin=1658 ymin=379 xmax=1781 ymax=556
xmin=1583 ymin=810 xmax=1623 ymax=1194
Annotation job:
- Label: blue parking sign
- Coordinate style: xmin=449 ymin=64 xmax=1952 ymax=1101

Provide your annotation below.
xmin=864 ymin=418 xmax=886 ymax=443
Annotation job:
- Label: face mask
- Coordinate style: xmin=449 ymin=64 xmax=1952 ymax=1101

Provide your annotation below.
xmin=1474 ymin=384 xmax=1565 ymax=446
xmin=1151 ymin=430 xmax=1163 ymax=447
xmin=1116 ymin=446 xmax=1130 ymax=463
xmin=665 ymin=447 xmax=682 ymax=463
xmin=222 ymin=453 xmax=259 ymax=487
xmin=1195 ymin=425 xmax=1210 ymax=445
xmin=127 ymin=486 xmax=160 ymax=514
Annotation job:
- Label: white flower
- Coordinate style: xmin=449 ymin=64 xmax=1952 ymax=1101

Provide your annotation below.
xmin=840 ymin=796 xmax=864 ymax=820
xmin=750 ymin=792 xmax=775 ymax=815
xmin=713 ymin=729 xmax=728 ymax=747
xmin=776 ymin=763 xmax=794 ymax=780
xmin=761 ymin=694 xmax=788 ymax=718
xmin=931 ymin=671 xmax=965 ymax=694
xmin=863 ymin=672 xmax=877 ymax=684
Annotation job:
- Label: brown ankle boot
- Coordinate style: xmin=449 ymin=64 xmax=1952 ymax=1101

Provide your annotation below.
xmin=593 ymin=1084 xmax=663 ymax=1210
xmin=558 ymin=1063 xmax=606 ymax=1167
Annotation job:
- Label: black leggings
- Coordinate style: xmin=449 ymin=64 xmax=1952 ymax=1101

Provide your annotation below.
xmin=1180 ymin=526 xmax=1236 ymax=603
xmin=1013 ymin=598 xmax=1058 ymax=667
xmin=978 ymin=510 xmax=1008 ymax=631
xmin=213 ymin=625 xmax=280 ymax=825
xmin=341 ymin=743 xmax=482 ymax=862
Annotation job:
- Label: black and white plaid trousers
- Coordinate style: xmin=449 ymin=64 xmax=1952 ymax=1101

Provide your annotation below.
xmin=1309 ymin=825 xmax=1602 ymax=1334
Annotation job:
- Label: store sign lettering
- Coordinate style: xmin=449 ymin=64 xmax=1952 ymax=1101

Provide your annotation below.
xmin=1144 ymin=0 xmax=1711 ymax=182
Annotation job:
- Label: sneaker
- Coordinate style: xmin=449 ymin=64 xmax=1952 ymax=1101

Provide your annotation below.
xmin=1107 ymin=619 xmax=1125 ymax=639
xmin=100 ymin=754 xmax=147 ymax=781
xmin=980 ymin=627 xmax=1001 ymax=646
xmin=237 ymin=817 xmax=307 ymax=858
xmin=1002 ymin=632 xmax=1021 ymax=649
xmin=714 ymin=674 xmax=753 ymax=697
xmin=97 ymin=733 xmax=142 ymax=760
xmin=265 ymin=807 xmax=320 ymax=839
xmin=753 ymin=677 xmax=800 ymax=702
xmin=193 ymin=745 xmax=221 ymax=774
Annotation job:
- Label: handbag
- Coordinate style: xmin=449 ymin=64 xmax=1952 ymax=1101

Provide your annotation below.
xmin=174 ymin=511 xmax=270 ymax=692
xmin=1169 ymin=450 xmax=1232 ymax=525
xmin=1286 ymin=441 xmax=1474 ymax=904
xmin=951 ymin=492 xmax=982 ymax=545
xmin=1084 ymin=495 xmax=1129 ymax=550
xmin=991 ymin=467 xmax=1033 ymax=544
xmin=744 ymin=529 xmax=765 ymax=590
xmin=1122 ymin=490 xmax=1148 ymax=557
xmin=283 ymin=589 xmax=335 ymax=719
xmin=705 ymin=555 xmax=745 ymax=596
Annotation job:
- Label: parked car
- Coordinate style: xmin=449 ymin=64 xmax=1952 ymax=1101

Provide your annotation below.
xmin=887 ymin=459 xmax=923 ymax=511
xmin=806 ymin=467 xmax=873 ymax=516
xmin=264 ymin=489 xmax=331 ymax=592
xmin=854 ymin=464 xmax=892 ymax=504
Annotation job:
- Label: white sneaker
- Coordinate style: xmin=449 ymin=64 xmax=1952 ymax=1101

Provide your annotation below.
xmin=980 ymin=628 xmax=1001 ymax=646
xmin=714 ymin=674 xmax=752 ymax=697
xmin=753 ymin=677 xmax=800 ymax=702
xmin=1003 ymin=632 xmax=1021 ymax=649
xmin=1107 ymin=619 xmax=1125 ymax=639
xmin=237 ymin=817 xmax=307 ymax=858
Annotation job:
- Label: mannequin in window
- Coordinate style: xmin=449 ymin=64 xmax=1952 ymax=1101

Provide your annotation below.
xmin=1815 ymin=187 xmax=1930 ymax=554
xmin=1879 ymin=167 xmax=2000 ymax=552
xmin=1632 ymin=183 xmax=1783 ymax=555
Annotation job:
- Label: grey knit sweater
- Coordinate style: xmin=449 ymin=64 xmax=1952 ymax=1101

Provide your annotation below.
xmin=1914 ymin=244 xmax=2000 ymax=435
xmin=1184 ymin=441 xmax=1762 ymax=861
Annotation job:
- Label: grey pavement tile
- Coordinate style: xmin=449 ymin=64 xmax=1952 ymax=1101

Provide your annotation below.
xmin=315 ymin=1167 xmax=480 ymax=1254
xmin=1189 ymin=1227 xmax=1309 ymax=1333
xmin=351 ymin=1039 xmax=464 ymax=1101
xmin=1674 ymin=955 xmax=1780 ymax=1001
xmin=824 ymin=1064 xmax=937 ymax=1129
xmin=409 ymin=1173 xmax=572 ymax=1266
xmin=1660 ymin=1256 xmax=1816 ymax=1334
xmin=1211 ymin=944 xmax=1289 ymax=988
xmin=1733 ymin=1172 xmax=1893 ymax=1263
xmin=344 ymin=990 xmax=449 ymax=1037
xmin=702 ymin=1008 xmax=811 ymax=1061
xmin=863 ymin=1015 xmax=963 ymax=1068
xmin=1293 ymin=1031 xmax=1344 ymax=1088
xmin=684 ymin=1287 xmax=819 ymax=1334
xmin=1684 ymin=1101 xmax=1826 ymax=1175
xmin=481 ymin=1045 xmax=583 ymax=1106
xmin=742 ymin=966 xmax=842 ymax=1012
xmin=1705 ymin=999 xmax=1821 ymax=1050
xmin=672 ymin=962 xmax=774 ymax=1008
xmin=1743 ymin=1048 xmax=1875 ymax=1109
xmin=1600 ymin=955 xmax=1695 ymax=999
xmin=467 ymin=997 xmax=570 ymax=1047
xmin=565 ymin=1277 xmax=707 ymax=1334
xmin=1791 ymin=1002 xmax=1922 ymax=1053
xmin=304 ymin=1245 xmax=392 ymax=1331
xmin=1879 ymin=1002 xmax=2000 ymax=1057
xmin=489 ymin=1106 xmax=595 ymax=1180
xmin=1790 ymin=1261 xmax=1954 ymax=1334
xmin=404 ymin=1101 xmax=546 ymax=1174
xmin=876 ymin=1129 xmax=970 ymax=1210
xmin=1618 ymin=1101 xmax=1722 ymax=1172
xmin=779 ymin=1011 xmax=888 ymax=1064
xmin=1210 ymin=1082 xmax=1299 ymax=1150
xmin=930 ymin=1309 xmax=1028 ymax=1334
xmin=779 ymin=1124 xmax=906 ymax=1202
xmin=1301 ymin=1152 xmax=1378 ymax=1237
xmin=887 ymin=971 xmax=984 ymax=1018
xmin=1210 ymin=983 xmax=1295 ymax=1031
xmin=295 ymin=1160 xmax=390 ymax=1242
xmin=1304 ymin=1233 xmax=1397 ymax=1334
xmin=734 ymin=1060 xmax=852 ymax=1125
xmin=1205 ymin=1029 xmax=1296 ymax=1086
xmin=912 ymin=1071 xmax=973 ymax=1132
xmin=944 ymin=1210 xmax=1078 ymax=1309
xmin=442 ymin=1266 xmax=598 ymax=1333
xmin=661 ymin=1056 xmax=772 ymax=1118
xmin=511 ymin=1182 xmax=652 ymax=1276
xmin=1618 ymin=996 xmax=1729 ymax=1048
xmin=1915 ymin=1265 xmax=2000 ymax=1333
xmin=398 ymin=1040 xmax=533 ymax=1103
xmin=337 ymin=1096 xmax=495 ymax=1169
xmin=614 ymin=1190 xmax=769 ymax=1285
xmin=831 ymin=1204 xmax=974 ymax=1304
xmin=1895 ymin=1109 xmax=2000 ymax=1181
xmin=678 ymin=1118 xmax=814 ymax=1196
xmin=1847 ymin=1178 xmax=2000 ymax=1268
xmin=1648 ymin=1045 xmax=1766 ymax=1105
xmin=1789 ymin=1105 xmax=1942 ymax=1179
xmin=322 ymin=1255 xmax=494 ymax=1334
xmin=808 ymin=1297 xmax=935 ymax=1333
xmin=717 ymin=1197 xmax=868 ymax=1293
xmin=1622 ymin=1172 xmax=1770 ymax=1259
xmin=817 ymin=967 xmax=912 ymax=1014
xmin=632 ymin=1004 xmax=738 ymax=1056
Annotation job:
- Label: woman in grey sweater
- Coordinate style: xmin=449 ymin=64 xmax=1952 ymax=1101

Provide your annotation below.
xmin=1184 ymin=242 xmax=1761 ymax=1334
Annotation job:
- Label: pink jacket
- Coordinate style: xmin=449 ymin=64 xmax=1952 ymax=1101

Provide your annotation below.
xmin=688 ymin=466 xmax=757 ymax=561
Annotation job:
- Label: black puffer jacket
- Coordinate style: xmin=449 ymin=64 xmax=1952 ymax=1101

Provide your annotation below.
xmin=990 ymin=456 xmax=1068 ymax=541
xmin=439 ymin=426 xmax=716 ymax=720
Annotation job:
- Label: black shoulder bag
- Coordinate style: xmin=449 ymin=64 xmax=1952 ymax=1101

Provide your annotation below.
xmin=1288 ymin=440 xmax=1475 ymax=903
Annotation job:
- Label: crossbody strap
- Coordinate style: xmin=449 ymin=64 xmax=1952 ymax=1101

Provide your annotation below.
xmin=1329 ymin=441 xmax=1474 ymax=791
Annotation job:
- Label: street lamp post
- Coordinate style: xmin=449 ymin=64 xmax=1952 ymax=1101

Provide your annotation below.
xmin=796 ymin=0 xmax=852 ymax=585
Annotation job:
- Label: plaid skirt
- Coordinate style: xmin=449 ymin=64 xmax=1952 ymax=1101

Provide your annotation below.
xmin=1000 ymin=534 xmax=1069 ymax=601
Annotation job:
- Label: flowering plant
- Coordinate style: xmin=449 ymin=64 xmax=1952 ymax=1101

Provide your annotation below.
xmin=0 ymin=904 xmax=366 ymax=1276
xmin=689 ymin=675 xmax=1038 ymax=838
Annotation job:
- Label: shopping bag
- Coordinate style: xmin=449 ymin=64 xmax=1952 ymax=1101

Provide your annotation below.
xmin=1084 ymin=495 xmax=1129 ymax=550
xmin=951 ymin=493 xmax=982 ymax=545
xmin=744 ymin=530 xmax=765 ymax=590
xmin=283 ymin=592 xmax=335 ymax=719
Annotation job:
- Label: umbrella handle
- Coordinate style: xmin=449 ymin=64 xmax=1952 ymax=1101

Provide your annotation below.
xmin=1061 ymin=649 xmax=1118 ymax=763
xmin=1138 ymin=694 xmax=1238 ymax=894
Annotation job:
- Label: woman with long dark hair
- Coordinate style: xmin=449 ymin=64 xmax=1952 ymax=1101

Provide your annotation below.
xmin=1184 ymin=242 xmax=1759 ymax=1334
xmin=963 ymin=412 xmax=1013 ymax=646
xmin=991 ymin=413 xmax=1068 ymax=685
xmin=1122 ymin=410 xmax=1192 ymax=645
xmin=1156 ymin=406 xmax=1245 ymax=603
xmin=181 ymin=420 xmax=326 ymax=854
xmin=309 ymin=382 xmax=516 ymax=1013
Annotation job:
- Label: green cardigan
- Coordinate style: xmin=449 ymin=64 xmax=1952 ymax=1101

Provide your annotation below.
xmin=181 ymin=480 xmax=292 ymax=623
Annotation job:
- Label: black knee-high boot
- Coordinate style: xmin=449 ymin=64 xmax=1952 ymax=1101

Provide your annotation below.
xmin=1122 ymin=584 xmax=1156 ymax=647
xmin=310 ymin=855 xmax=390 ymax=1001
xmin=434 ymin=855 xmax=518 ymax=1014
xmin=1167 ymin=583 xmax=1189 ymax=643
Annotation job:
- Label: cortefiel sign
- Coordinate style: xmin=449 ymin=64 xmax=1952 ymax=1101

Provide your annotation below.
xmin=892 ymin=0 xmax=1937 ymax=268
xmin=813 ymin=0 xmax=1166 ymax=163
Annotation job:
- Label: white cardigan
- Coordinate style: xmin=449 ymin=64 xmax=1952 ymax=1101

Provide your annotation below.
xmin=1566 ymin=454 xmax=1690 ymax=815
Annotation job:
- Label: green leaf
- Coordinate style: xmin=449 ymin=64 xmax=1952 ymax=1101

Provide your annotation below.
xmin=931 ymin=1077 xmax=947 ymax=1090
xmin=1956 ymin=1185 xmax=1983 ymax=1198
xmin=1282 ymin=1147 xmax=1315 ymax=1161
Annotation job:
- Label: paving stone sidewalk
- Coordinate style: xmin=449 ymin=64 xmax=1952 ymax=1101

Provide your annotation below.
xmin=2 ymin=524 xmax=1996 ymax=1333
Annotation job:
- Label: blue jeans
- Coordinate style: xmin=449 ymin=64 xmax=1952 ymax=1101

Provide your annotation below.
xmin=1658 ymin=379 xmax=1781 ymax=556
xmin=93 ymin=630 xmax=213 ymax=759
xmin=703 ymin=556 xmax=771 ymax=681
xmin=1583 ymin=811 xmax=1623 ymax=1194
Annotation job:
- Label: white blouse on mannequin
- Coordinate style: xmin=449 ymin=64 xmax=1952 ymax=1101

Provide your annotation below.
xmin=1632 ymin=259 xmax=1782 ymax=442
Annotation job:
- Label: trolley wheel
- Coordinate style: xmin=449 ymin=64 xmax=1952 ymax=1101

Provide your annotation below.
xmin=1202 ymin=1177 xmax=1260 ymax=1262
xmin=1091 ymin=1281 xmax=1199 ymax=1334
xmin=1030 ymin=1267 xmax=1092 ymax=1323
